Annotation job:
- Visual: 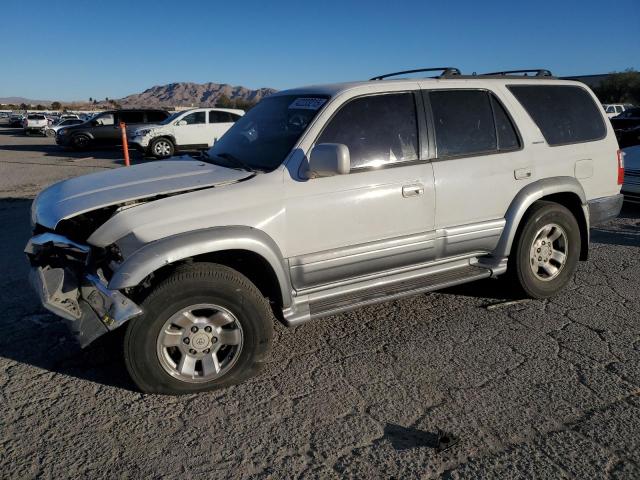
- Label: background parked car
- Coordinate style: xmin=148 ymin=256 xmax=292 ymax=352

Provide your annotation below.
xmin=8 ymin=113 xmax=24 ymax=127
xmin=603 ymin=103 xmax=635 ymax=118
xmin=55 ymin=109 xmax=170 ymax=149
xmin=22 ymin=114 xmax=48 ymax=135
xmin=611 ymin=107 xmax=640 ymax=148
xmin=45 ymin=118 xmax=85 ymax=137
xmin=129 ymin=108 xmax=244 ymax=159
xmin=622 ymin=146 xmax=640 ymax=203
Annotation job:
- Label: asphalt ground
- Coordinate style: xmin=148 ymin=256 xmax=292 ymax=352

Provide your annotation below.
xmin=1 ymin=121 xmax=639 ymax=479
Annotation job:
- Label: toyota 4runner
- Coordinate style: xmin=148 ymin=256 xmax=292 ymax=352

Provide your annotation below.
xmin=26 ymin=68 xmax=624 ymax=394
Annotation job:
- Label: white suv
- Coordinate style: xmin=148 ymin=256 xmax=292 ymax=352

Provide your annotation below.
xmin=129 ymin=107 xmax=244 ymax=159
xmin=26 ymin=68 xmax=624 ymax=394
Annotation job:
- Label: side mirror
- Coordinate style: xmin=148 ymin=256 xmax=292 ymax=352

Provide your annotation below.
xmin=176 ymin=120 xmax=187 ymax=126
xmin=305 ymin=143 xmax=350 ymax=179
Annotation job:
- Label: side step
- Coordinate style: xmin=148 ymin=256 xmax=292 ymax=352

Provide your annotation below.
xmin=307 ymin=262 xmax=491 ymax=320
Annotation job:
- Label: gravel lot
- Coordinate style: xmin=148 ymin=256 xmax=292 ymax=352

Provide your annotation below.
xmin=1 ymin=121 xmax=639 ymax=479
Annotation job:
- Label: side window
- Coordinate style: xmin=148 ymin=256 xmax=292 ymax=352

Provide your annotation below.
xmin=95 ymin=113 xmax=114 ymax=126
xmin=605 ymin=106 xmax=615 ymax=113
xmin=209 ymin=111 xmax=232 ymax=123
xmin=317 ymin=93 xmax=418 ymax=169
xmin=119 ymin=111 xmax=145 ymax=124
xmin=490 ymin=95 xmax=520 ymax=151
xmin=615 ymin=106 xmax=623 ymax=113
xmin=147 ymin=111 xmax=168 ymax=122
xmin=230 ymin=113 xmax=242 ymax=122
xmin=182 ymin=111 xmax=206 ymax=125
xmin=508 ymin=85 xmax=606 ymax=146
xmin=430 ymin=90 xmax=496 ymax=157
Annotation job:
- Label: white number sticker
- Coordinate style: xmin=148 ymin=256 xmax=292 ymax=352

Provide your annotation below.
xmin=289 ymin=98 xmax=326 ymax=110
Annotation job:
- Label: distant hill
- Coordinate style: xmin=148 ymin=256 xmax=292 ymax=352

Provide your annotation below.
xmin=118 ymin=82 xmax=277 ymax=108
xmin=0 ymin=97 xmax=51 ymax=106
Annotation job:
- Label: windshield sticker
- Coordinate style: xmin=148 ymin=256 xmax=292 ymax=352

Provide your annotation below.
xmin=289 ymin=98 xmax=326 ymax=110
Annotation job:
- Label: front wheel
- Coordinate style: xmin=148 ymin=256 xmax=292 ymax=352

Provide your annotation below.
xmin=124 ymin=263 xmax=273 ymax=394
xmin=71 ymin=134 xmax=90 ymax=150
xmin=150 ymin=137 xmax=174 ymax=159
xmin=45 ymin=129 xmax=56 ymax=137
xmin=508 ymin=201 xmax=581 ymax=299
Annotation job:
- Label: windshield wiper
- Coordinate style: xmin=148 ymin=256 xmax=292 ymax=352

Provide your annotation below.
xmin=204 ymin=151 xmax=256 ymax=173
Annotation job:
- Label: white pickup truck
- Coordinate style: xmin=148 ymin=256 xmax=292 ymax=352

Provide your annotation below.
xmin=23 ymin=114 xmax=48 ymax=136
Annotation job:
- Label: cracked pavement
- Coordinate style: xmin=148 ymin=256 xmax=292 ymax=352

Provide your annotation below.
xmin=1 ymin=124 xmax=639 ymax=478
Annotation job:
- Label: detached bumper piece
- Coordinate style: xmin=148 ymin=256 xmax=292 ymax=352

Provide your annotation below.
xmin=588 ymin=194 xmax=624 ymax=227
xmin=25 ymin=233 xmax=143 ymax=348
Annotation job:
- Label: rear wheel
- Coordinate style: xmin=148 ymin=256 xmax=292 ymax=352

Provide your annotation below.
xmin=508 ymin=201 xmax=580 ymax=299
xmin=124 ymin=263 xmax=273 ymax=394
xmin=150 ymin=137 xmax=174 ymax=159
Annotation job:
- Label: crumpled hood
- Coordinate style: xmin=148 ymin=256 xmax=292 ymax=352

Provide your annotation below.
xmin=32 ymin=160 xmax=251 ymax=229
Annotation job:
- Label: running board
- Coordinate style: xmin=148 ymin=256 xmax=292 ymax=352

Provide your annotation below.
xmin=282 ymin=259 xmax=492 ymax=326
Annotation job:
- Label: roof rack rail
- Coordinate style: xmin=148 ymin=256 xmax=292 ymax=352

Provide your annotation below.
xmin=479 ymin=69 xmax=553 ymax=77
xmin=370 ymin=67 xmax=461 ymax=81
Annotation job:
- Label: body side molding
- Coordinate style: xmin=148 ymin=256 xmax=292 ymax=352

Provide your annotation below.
xmin=108 ymin=226 xmax=293 ymax=308
xmin=492 ymin=176 xmax=588 ymax=259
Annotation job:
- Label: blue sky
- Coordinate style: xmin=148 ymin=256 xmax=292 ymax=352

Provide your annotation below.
xmin=1 ymin=0 xmax=638 ymax=101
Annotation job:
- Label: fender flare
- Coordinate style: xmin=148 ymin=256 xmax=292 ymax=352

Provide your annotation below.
xmin=108 ymin=226 xmax=293 ymax=308
xmin=493 ymin=176 xmax=588 ymax=258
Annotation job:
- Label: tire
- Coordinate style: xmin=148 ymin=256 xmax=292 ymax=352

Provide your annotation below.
xmin=71 ymin=134 xmax=90 ymax=150
xmin=45 ymin=129 xmax=56 ymax=137
xmin=124 ymin=263 xmax=273 ymax=394
xmin=150 ymin=137 xmax=174 ymax=159
xmin=508 ymin=201 xmax=580 ymax=299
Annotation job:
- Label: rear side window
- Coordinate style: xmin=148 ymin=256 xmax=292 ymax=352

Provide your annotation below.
xmin=508 ymin=85 xmax=606 ymax=146
xmin=317 ymin=93 xmax=418 ymax=169
xmin=119 ymin=111 xmax=145 ymax=124
xmin=147 ymin=111 xmax=168 ymax=122
xmin=430 ymin=90 xmax=496 ymax=157
xmin=209 ymin=111 xmax=237 ymax=123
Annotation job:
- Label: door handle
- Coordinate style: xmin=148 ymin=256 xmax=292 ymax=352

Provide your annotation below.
xmin=402 ymin=184 xmax=424 ymax=197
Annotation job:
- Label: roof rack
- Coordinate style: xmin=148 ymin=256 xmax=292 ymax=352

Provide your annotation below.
xmin=479 ymin=69 xmax=553 ymax=77
xmin=370 ymin=67 xmax=461 ymax=81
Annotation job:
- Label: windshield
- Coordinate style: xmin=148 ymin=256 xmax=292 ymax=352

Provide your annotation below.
xmin=159 ymin=111 xmax=183 ymax=125
xmin=206 ymin=94 xmax=328 ymax=171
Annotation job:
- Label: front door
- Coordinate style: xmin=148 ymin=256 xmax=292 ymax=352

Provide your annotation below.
xmin=176 ymin=111 xmax=208 ymax=148
xmin=285 ymin=92 xmax=436 ymax=291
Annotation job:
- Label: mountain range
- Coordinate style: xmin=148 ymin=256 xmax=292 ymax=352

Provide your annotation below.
xmin=1 ymin=82 xmax=277 ymax=108
xmin=118 ymin=82 xmax=277 ymax=107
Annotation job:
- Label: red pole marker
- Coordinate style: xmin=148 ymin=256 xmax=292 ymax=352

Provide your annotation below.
xmin=120 ymin=121 xmax=130 ymax=167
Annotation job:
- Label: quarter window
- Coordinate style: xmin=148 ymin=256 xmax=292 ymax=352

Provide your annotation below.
xmin=491 ymin=95 xmax=520 ymax=151
xmin=181 ymin=111 xmax=206 ymax=125
xmin=317 ymin=93 xmax=419 ymax=169
xmin=430 ymin=90 xmax=497 ymax=157
xmin=508 ymin=85 xmax=606 ymax=146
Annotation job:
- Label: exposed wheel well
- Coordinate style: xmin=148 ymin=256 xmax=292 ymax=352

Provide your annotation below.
xmin=524 ymin=192 xmax=589 ymax=261
xmin=131 ymin=249 xmax=284 ymax=319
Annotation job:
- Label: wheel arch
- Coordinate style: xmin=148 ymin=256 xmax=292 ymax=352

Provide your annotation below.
xmin=108 ymin=226 xmax=292 ymax=312
xmin=495 ymin=177 xmax=590 ymax=261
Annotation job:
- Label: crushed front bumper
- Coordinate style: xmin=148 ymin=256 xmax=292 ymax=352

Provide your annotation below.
xmin=25 ymin=233 xmax=143 ymax=347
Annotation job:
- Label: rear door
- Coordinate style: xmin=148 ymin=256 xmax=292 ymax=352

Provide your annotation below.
xmin=424 ymin=88 xmax=527 ymax=258
xmin=207 ymin=111 xmax=239 ymax=146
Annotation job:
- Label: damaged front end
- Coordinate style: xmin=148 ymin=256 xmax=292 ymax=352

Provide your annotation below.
xmin=25 ymin=233 xmax=142 ymax=347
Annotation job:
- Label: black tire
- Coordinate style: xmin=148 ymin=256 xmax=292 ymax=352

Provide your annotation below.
xmin=45 ymin=129 xmax=56 ymax=137
xmin=508 ymin=201 xmax=581 ymax=299
xmin=150 ymin=137 xmax=174 ymax=159
xmin=71 ymin=134 xmax=91 ymax=150
xmin=124 ymin=263 xmax=273 ymax=394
